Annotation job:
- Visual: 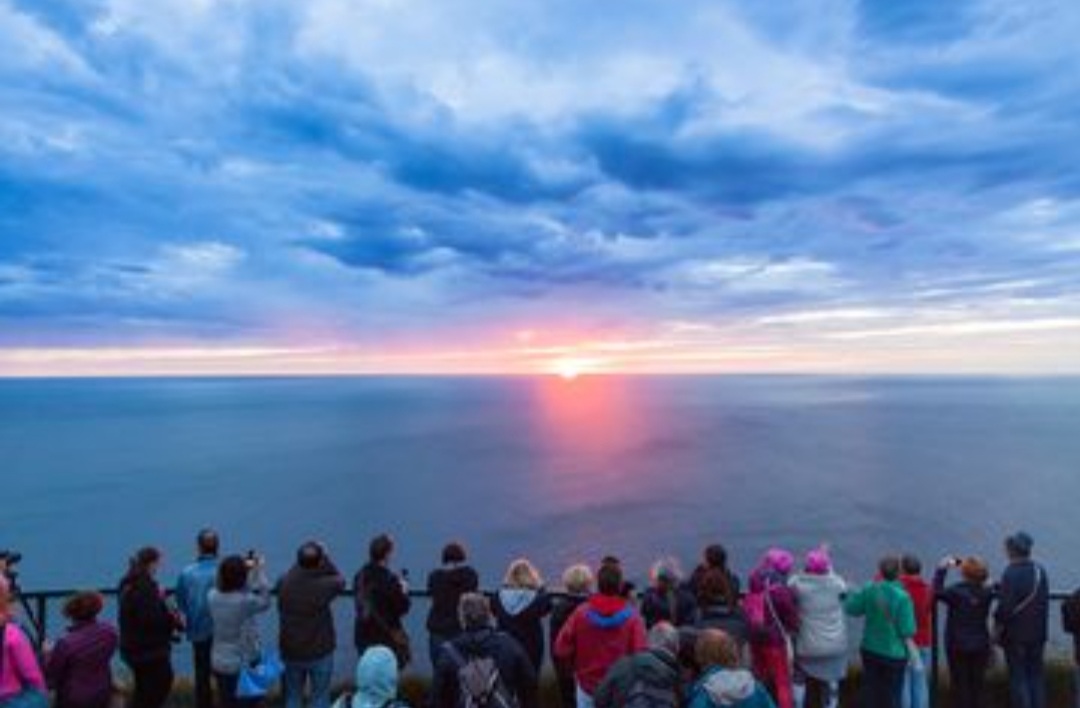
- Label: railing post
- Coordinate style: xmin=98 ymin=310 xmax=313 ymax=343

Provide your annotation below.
xmin=930 ymin=597 xmax=940 ymax=708
xmin=35 ymin=593 xmax=48 ymax=646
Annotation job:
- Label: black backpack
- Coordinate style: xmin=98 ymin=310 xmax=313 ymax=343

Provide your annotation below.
xmin=1062 ymin=589 xmax=1080 ymax=634
xmin=622 ymin=678 xmax=677 ymax=708
xmin=443 ymin=643 xmax=518 ymax=708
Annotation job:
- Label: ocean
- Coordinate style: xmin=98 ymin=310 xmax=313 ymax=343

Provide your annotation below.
xmin=3 ymin=375 xmax=1079 ymax=666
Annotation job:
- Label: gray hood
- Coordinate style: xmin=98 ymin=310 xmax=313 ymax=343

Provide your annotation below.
xmin=498 ymin=588 xmax=538 ymax=616
xmin=702 ymin=668 xmax=757 ymax=705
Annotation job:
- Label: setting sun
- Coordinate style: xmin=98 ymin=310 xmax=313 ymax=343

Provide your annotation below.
xmin=551 ymin=357 xmax=603 ymax=380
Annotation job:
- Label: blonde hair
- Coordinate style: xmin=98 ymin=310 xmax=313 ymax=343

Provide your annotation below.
xmin=562 ymin=564 xmax=594 ymax=594
xmin=696 ymin=628 xmax=741 ymax=669
xmin=504 ymin=558 xmax=543 ymax=590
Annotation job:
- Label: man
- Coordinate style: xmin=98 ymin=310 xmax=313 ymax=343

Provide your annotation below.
xmin=994 ymin=531 xmax=1049 ymax=708
xmin=432 ymin=592 xmax=538 ymax=708
xmin=175 ymin=529 xmax=219 ymax=708
xmin=593 ymin=622 xmax=681 ymax=708
xmin=554 ymin=561 xmax=648 ymax=708
xmin=277 ymin=541 xmax=347 ymax=708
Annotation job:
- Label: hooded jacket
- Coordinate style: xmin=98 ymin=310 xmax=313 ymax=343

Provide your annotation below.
xmin=335 ymin=646 xmax=409 ymax=708
xmin=493 ymin=588 xmax=551 ymax=672
xmin=688 ymin=667 xmax=776 ymax=708
xmin=746 ymin=569 xmax=798 ymax=649
xmin=553 ymin=594 xmax=648 ymax=695
xmin=788 ymin=572 xmax=847 ymax=659
xmin=432 ymin=627 xmax=537 ymax=708
xmin=593 ymin=648 xmax=680 ymax=708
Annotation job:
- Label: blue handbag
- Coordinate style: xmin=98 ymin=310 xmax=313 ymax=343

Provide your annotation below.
xmin=236 ymin=650 xmax=285 ymax=699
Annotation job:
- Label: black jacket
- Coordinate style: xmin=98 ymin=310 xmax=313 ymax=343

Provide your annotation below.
xmin=118 ymin=574 xmax=177 ymax=665
xmin=276 ymin=562 xmax=346 ymax=662
xmin=493 ymin=589 xmax=551 ymax=673
xmin=641 ymin=587 xmax=698 ymax=628
xmin=1060 ymin=589 xmax=1080 ymax=663
xmin=594 ymin=648 xmax=681 ymax=708
xmin=427 ymin=565 xmax=480 ymax=636
xmin=432 ymin=628 xmax=538 ymax=708
xmin=694 ymin=604 xmax=748 ymax=646
xmin=933 ymin=567 xmax=992 ymax=654
xmin=355 ymin=563 xmax=411 ymax=649
xmin=993 ymin=560 xmax=1049 ymax=646
xmin=549 ymin=594 xmax=587 ymax=669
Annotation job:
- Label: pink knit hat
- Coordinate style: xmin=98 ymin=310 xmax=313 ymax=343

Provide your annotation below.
xmin=765 ymin=548 xmax=795 ymax=576
xmin=805 ymin=548 xmax=832 ymax=575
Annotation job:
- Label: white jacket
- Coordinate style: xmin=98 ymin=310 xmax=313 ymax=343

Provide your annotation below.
xmin=788 ymin=572 xmax=848 ymax=658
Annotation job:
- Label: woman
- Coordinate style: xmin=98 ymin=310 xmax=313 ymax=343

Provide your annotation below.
xmin=934 ymin=556 xmax=992 ymax=708
xmin=355 ymin=534 xmax=412 ymax=668
xmin=494 ymin=559 xmax=551 ymax=674
xmin=0 ymin=575 xmax=47 ymax=708
xmin=641 ymin=557 xmax=697 ymax=628
xmin=46 ymin=591 xmax=118 ymax=708
xmin=745 ymin=549 xmax=799 ymax=708
xmin=787 ymin=548 xmax=847 ymax=708
xmin=696 ymin=568 xmax=750 ymax=647
xmin=331 ymin=646 xmax=410 ymax=708
xmin=550 ymin=565 xmax=593 ymax=708
xmin=208 ymin=554 xmax=272 ymax=708
xmin=426 ymin=542 xmax=479 ymax=671
xmin=118 ymin=547 xmax=181 ymax=708
xmin=689 ymin=629 xmax=776 ymax=708
xmin=687 ymin=545 xmax=742 ymax=601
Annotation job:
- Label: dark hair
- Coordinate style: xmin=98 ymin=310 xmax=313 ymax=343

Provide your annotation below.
xmin=597 ymin=562 xmax=623 ymax=596
xmin=370 ymin=534 xmax=394 ymax=564
xmin=122 ymin=546 xmax=161 ymax=588
xmin=704 ymin=544 xmax=728 ymax=570
xmin=697 ymin=568 xmax=736 ymax=609
xmin=297 ymin=542 xmax=325 ymax=570
xmin=197 ymin=529 xmax=219 ymax=557
xmin=442 ymin=542 xmax=466 ymax=565
xmin=879 ymin=555 xmax=901 ymax=582
xmin=901 ymin=554 xmax=922 ymax=576
xmin=217 ymin=555 xmax=249 ymax=593
xmin=63 ymin=591 xmax=104 ymax=622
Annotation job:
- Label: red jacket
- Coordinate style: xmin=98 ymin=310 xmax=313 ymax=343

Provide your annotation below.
xmin=901 ymin=575 xmax=933 ymax=648
xmin=553 ymin=594 xmax=648 ymax=695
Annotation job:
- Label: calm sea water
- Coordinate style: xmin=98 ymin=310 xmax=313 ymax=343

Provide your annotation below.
xmin=2 ymin=375 xmax=1079 ymax=664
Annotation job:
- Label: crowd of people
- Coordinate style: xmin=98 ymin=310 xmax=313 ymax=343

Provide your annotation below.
xmin=0 ymin=530 xmax=1076 ymax=708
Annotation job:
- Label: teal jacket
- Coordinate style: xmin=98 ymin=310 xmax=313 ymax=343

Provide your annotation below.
xmin=844 ymin=580 xmax=915 ymax=660
xmin=688 ymin=667 xmax=776 ymax=708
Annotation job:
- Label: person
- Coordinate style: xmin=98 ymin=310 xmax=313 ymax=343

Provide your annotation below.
xmin=993 ymin=531 xmax=1049 ymax=708
xmin=744 ymin=550 xmax=798 ymax=708
xmin=175 ymin=530 xmax=220 ymax=708
xmin=209 ymin=554 xmax=272 ymax=708
xmin=688 ymin=629 xmax=776 ymax=708
xmin=355 ymin=535 xmax=412 ymax=669
xmin=934 ymin=556 xmax=992 ymax=708
xmin=787 ymin=548 xmax=846 ymax=708
xmin=1061 ymin=582 xmax=1080 ymax=708
xmin=426 ymin=542 xmax=479 ymax=673
xmin=641 ymin=558 xmax=697 ymax=628
xmin=554 ymin=561 xmax=648 ymax=708
xmin=118 ymin=547 xmax=182 ymax=708
xmin=695 ymin=569 xmax=749 ymax=647
xmin=844 ymin=555 xmax=916 ymax=708
xmin=593 ymin=622 xmax=682 ymax=708
xmin=551 ymin=565 xmax=593 ymax=708
xmin=899 ymin=555 xmax=932 ymax=708
xmin=432 ymin=593 xmax=537 ymax=708
xmin=0 ymin=575 xmax=47 ymax=707
xmin=330 ymin=646 xmax=410 ymax=708
xmin=686 ymin=545 xmax=741 ymax=601
xmin=277 ymin=541 xmax=346 ymax=708
xmin=45 ymin=591 xmax=119 ymax=708
xmin=494 ymin=559 xmax=552 ymax=674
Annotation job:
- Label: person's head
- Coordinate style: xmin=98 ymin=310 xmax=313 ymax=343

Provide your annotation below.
xmin=1005 ymin=531 xmax=1034 ymax=561
xmin=369 ymin=534 xmax=394 ymax=565
xmin=901 ymin=554 xmax=922 ymax=576
xmin=0 ymin=575 xmax=13 ymax=619
xmin=695 ymin=629 xmax=741 ymax=670
xmin=196 ymin=528 xmax=219 ymax=558
xmin=597 ymin=561 xmax=624 ymax=597
xmin=355 ymin=645 xmax=399 ymax=708
xmin=217 ymin=555 xmax=249 ymax=593
xmin=650 ymin=557 xmax=683 ymax=591
xmin=458 ymin=592 xmax=494 ymax=632
xmin=878 ymin=555 xmax=901 ymax=582
xmin=698 ymin=568 xmax=735 ymax=607
xmin=297 ymin=541 xmax=326 ymax=570
xmin=63 ymin=591 xmax=105 ymax=623
xmin=562 ymin=564 xmax=594 ymax=595
xmin=804 ymin=548 xmax=832 ymax=575
xmin=960 ymin=556 xmax=989 ymax=585
xmin=442 ymin=542 xmax=467 ymax=565
xmin=764 ymin=548 xmax=795 ymax=576
xmin=648 ymin=621 xmax=681 ymax=657
xmin=504 ymin=558 xmax=542 ymax=590
xmin=129 ymin=546 xmax=162 ymax=578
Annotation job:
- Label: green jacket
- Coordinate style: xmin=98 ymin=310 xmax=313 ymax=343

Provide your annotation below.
xmin=844 ymin=580 xmax=915 ymax=660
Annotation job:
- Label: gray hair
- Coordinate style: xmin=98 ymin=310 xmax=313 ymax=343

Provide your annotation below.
xmin=458 ymin=592 xmax=494 ymax=631
xmin=648 ymin=621 xmax=681 ymax=656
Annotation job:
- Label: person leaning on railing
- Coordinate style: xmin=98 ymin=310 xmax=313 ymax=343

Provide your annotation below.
xmin=0 ymin=574 xmax=47 ymax=708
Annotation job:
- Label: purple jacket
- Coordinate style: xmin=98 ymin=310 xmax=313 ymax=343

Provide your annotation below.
xmin=748 ymin=569 xmax=799 ymax=648
xmin=46 ymin=620 xmax=118 ymax=708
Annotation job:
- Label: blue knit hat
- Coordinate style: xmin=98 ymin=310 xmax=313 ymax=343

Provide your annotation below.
xmin=1006 ymin=531 xmax=1034 ymax=558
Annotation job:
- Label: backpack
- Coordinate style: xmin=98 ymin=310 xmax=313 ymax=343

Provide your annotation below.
xmin=1062 ymin=590 xmax=1080 ymax=634
xmin=444 ymin=643 xmax=518 ymax=708
xmin=622 ymin=677 xmax=677 ymax=708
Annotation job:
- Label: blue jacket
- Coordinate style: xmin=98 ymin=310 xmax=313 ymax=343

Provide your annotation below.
xmin=176 ymin=556 xmax=219 ymax=643
xmin=994 ymin=560 xmax=1048 ymax=646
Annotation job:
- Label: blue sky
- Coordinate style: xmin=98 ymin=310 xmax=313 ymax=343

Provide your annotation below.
xmin=1 ymin=0 xmax=1079 ymax=374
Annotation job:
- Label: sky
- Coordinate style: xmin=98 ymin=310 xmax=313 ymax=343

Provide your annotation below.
xmin=1 ymin=0 xmax=1079 ymax=376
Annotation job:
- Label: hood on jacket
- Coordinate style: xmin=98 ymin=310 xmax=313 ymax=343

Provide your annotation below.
xmin=701 ymin=667 xmax=757 ymax=705
xmin=498 ymin=588 xmax=538 ymax=616
xmin=353 ymin=646 xmax=398 ymax=708
xmin=585 ymin=594 xmax=634 ymax=629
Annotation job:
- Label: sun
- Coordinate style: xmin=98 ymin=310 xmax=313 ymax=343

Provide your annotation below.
xmin=550 ymin=357 xmax=602 ymax=380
